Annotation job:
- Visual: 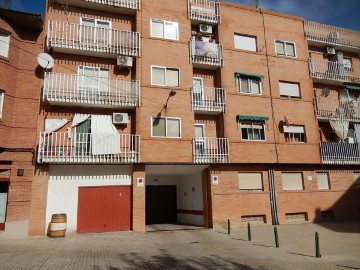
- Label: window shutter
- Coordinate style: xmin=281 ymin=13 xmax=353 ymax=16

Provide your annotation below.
xmin=195 ymin=125 xmax=204 ymax=137
xmin=0 ymin=33 xmax=10 ymax=57
xmin=234 ymin=34 xmax=256 ymax=52
xmin=283 ymin=126 xmax=304 ymax=133
xmin=240 ymin=77 xmax=249 ymax=93
xmin=152 ymin=67 xmax=166 ymax=85
xmin=151 ymin=20 xmax=164 ymax=38
xmin=279 ymin=82 xmax=300 ymax=97
xmin=164 ymin=22 xmax=178 ymax=39
xmin=286 ymin=43 xmax=296 ymax=57
xmin=238 ymin=173 xmax=263 ymax=190
xmin=152 ymin=118 xmax=166 ymax=137
xmin=317 ymin=172 xmax=330 ymax=189
xmin=167 ymin=118 xmax=180 ymax=137
xmin=281 ymin=172 xmax=303 ymax=190
xmin=250 ymin=79 xmax=260 ymax=94
xmin=166 ymin=68 xmax=179 ymax=87
xmin=275 ymin=41 xmax=285 ymax=55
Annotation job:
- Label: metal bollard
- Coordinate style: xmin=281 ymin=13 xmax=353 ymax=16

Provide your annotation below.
xmin=247 ymin=222 xmax=251 ymax=241
xmin=227 ymin=219 xmax=230 ymax=235
xmin=315 ymin=232 xmax=321 ymax=258
xmin=274 ymin=226 xmax=279 ymax=248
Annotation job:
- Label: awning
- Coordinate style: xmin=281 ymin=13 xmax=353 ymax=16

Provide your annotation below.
xmin=237 ymin=115 xmax=269 ymax=121
xmin=235 ymin=72 xmax=265 ymax=79
xmin=344 ymin=83 xmax=360 ymax=91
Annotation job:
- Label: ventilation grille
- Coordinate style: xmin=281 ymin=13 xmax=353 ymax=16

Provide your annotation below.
xmin=241 ymin=215 xmax=266 ymax=224
xmin=285 ymin=212 xmax=307 ymax=223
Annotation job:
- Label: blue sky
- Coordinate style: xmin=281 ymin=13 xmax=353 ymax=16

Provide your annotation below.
xmin=3 ymin=0 xmax=360 ymax=31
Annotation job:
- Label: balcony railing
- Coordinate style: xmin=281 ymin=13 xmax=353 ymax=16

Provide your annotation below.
xmin=305 ymin=21 xmax=360 ymax=50
xmin=43 ymin=72 xmax=140 ymax=107
xmin=190 ymin=39 xmax=223 ymax=67
xmin=38 ymin=132 xmax=140 ymax=164
xmin=55 ymin=0 xmax=139 ymax=11
xmin=191 ymin=86 xmax=225 ymax=113
xmin=188 ymin=0 xmax=220 ymax=24
xmin=47 ymin=20 xmax=140 ymax=57
xmin=192 ymin=137 xmax=229 ymax=163
xmin=320 ymin=142 xmax=360 ymax=165
xmin=314 ymin=97 xmax=360 ymax=122
xmin=84 ymin=0 xmax=139 ymax=9
xmin=309 ymin=59 xmax=359 ymax=83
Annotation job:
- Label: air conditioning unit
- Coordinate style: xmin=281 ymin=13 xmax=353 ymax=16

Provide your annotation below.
xmin=117 ymin=55 xmax=133 ymax=68
xmin=113 ymin=113 xmax=129 ymax=124
xmin=199 ymin=24 xmax=212 ymax=34
xmin=329 ymin=31 xmax=339 ymax=39
xmin=326 ymin=46 xmax=336 ymax=55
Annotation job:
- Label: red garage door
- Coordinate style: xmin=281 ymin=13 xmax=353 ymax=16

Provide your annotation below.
xmin=77 ymin=186 xmax=131 ymax=234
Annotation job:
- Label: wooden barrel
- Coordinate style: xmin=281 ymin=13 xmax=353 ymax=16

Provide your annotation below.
xmin=49 ymin=214 xmax=67 ymax=238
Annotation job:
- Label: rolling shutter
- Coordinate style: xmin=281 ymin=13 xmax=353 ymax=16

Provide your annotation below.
xmin=283 ymin=126 xmax=304 ymax=133
xmin=167 ymin=118 xmax=180 ymax=137
xmin=286 ymin=42 xmax=296 ymax=57
xmin=0 ymin=33 xmax=10 ymax=57
xmin=317 ymin=172 xmax=330 ymax=190
xmin=166 ymin=68 xmax=179 ymax=87
xmin=151 ymin=20 xmax=164 ymax=38
xmin=238 ymin=172 xmax=263 ymax=190
xmin=279 ymin=82 xmax=300 ymax=97
xmin=281 ymin=172 xmax=303 ymax=190
xmin=275 ymin=41 xmax=285 ymax=55
xmin=234 ymin=34 xmax=256 ymax=52
xmin=164 ymin=22 xmax=178 ymax=39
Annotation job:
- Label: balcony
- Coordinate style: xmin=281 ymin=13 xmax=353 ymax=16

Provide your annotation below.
xmin=192 ymin=137 xmax=229 ymax=163
xmin=43 ymin=72 xmax=140 ymax=108
xmin=320 ymin=142 xmax=360 ymax=165
xmin=191 ymin=86 xmax=225 ymax=113
xmin=47 ymin=20 xmax=140 ymax=58
xmin=190 ymin=39 xmax=223 ymax=69
xmin=309 ymin=59 xmax=360 ymax=84
xmin=305 ymin=21 xmax=360 ymax=53
xmin=38 ymin=132 xmax=140 ymax=164
xmin=314 ymin=97 xmax=360 ymax=122
xmin=55 ymin=0 xmax=139 ymax=14
xmin=188 ymin=0 xmax=220 ymax=24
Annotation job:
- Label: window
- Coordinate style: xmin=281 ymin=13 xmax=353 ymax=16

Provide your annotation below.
xmin=284 ymin=126 xmax=306 ymax=143
xmin=234 ymin=34 xmax=257 ymax=52
xmin=81 ymin=18 xmax=111 ymax=28
xmin=152 ymin=117 xmax=181 ymax=138
xmin=237 ymin=75 xmax=262 ymax=94
xmin=240 ymin=121 xmax=265 ymax=141
xmin=317 ymin=172 xmax=330 ymax=190
xmin=78 ymin=66 xmax=110 ymax=95
xmin=151 ymin=19 xmax=179 ymax=40
xmin=0 ymin=32 xmax=10 ymax=58
xmin=238 ymin=172 xmax=263 ymax=191
xmin=241 ymin=215 xmax=265 ymax=224
xmin=151 ymin=66 xmax=179 ymax=87
xmin=281 ymin=172 xmax=304 ymax=190
xmin=275 ymin=40 xmax=296 ymax=57
xmin=343 ymin=57 xmax=352 ymax=71
xmin=0 ymin=91 xmax=4 ymax=119
xmin=285 ymin=212 xmax=307 ymax=222
xmin=354 ymin=172 xmax=360 ymax=189
xmin=279 ymin=81 xmax=300 ymax=98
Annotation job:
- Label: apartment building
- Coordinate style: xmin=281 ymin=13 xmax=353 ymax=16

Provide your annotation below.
xmin=26 ymin=0 xmax=360 ymax=235
xmin=0 ymin=9 xmax=43 ymax=233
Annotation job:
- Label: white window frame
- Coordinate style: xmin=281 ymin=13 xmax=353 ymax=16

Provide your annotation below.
xmin=237 ymin=75 xmax=262 ymax=95
xmin=279 ymin=81 xmax=301 ymax=98
xmin=151 ymin=65 xmax=180 ymax=87
xmin=150 ymin=19 xmax=179 ymax=41
xmin=240 ymin=121 xmax=266 ymax=141
xmin=0 ymin=91 xmax=4 ymax=119
xmin=284 ymin=125 xmax=306 ymax=143
xmin=275 ymin=40 xmax=297 ymax=58
xmin=234 ymin=33 xmax=257 ymax=52
xmin=151 ymin=116 xmax=182 ymax=138
xmin=0 ymin=31 xmax=10 ymax=58
xmin=80 ymin=17 xmax=112 ymax=29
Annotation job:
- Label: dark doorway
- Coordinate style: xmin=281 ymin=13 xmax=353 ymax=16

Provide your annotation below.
xmin=0 ymin=182 xmax=9 ymax=231
xmin=146 ymin=185 xmax=177 ymax=225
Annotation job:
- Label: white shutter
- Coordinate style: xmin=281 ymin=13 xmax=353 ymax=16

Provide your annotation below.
xmin=0 ymin=33 xmax=10 ymax=57
xmin=164 ymin=22 xmax=178 ymax=40
xmin=152 ymin=67 xmax=166 ymax=85
xmin=286 ymin=42 xmax=296 ymax=57
xmin=275 ymin=41 xmax=285 ymax=55
xmin=152 ymin=118 xmax=166 ymax=137
xmin=283 ymin=126 xmax=304 ymax=133
xmin=250 ymin=79 xmax=260 ymax=94
xmin=234 ymin=34 xmax=256 ymax=52
xmin=279 ymin=82 xmax=300 ymax=97
xmin=167 ymin=118 xmax=180 ymax=137
xmin=151 ymin=20 xmax=164 ymax=38
xmin=195 ymin=125 xmax=204 ymax=137
xmin=281 ymin=172 xmax=303 ymax=190
xmin=239 ymin=77 xmax=249 ymax=93
xmin=166 ymin=68 xmax=179 ymax=87
xmin=238 ymin=173 xmax=263 ymax=190
xmin=317 ymin=172 xmax=330 ymax=190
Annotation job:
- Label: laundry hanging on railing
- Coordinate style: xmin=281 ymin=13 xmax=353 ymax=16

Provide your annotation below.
xmin=195 ymin=41 xmax=218 ymax=58
xmin=329 ymin=119 xmax=349 ymax=142
xmin=67 ymin=114 xmax=90 ymax=138
xmin=44 ymin=119 xmax=68 ymax=134
xmin=354 ymin=123 xmax=360 ymax=143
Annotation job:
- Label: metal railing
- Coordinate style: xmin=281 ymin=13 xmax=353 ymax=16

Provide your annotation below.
xmin=38 ymin=132 xmax=140 ymax=164
xmin=190 ymin=86 xmax=225 ymax=113
xmin=192 ymin=137 xmax=229 ymax=163
xmin=84 ymin=0 xmax=139 ymax=9
xmin=305 ymin=21 xmax=360 ymax=49
xmin=47 ymin=20 xmax=140 ymax=56
xmin=309 ymin=59 xmax=359 ymax=83
xmin=43 ymin=72 xmax=140 ymax=107
xmin=188 ymin=0 xmax=220 ymax=23
xmin=314 ymin=97 xmax=360 ymax=121
xmin=320 ymin=142 xmax=360 ymax=165
xmin=190 ymin=39 xmax=223 ymax=66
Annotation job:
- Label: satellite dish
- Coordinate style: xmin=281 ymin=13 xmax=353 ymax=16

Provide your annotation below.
xmin=37 ymin=53 xmax=54 ymax=69
xmin=321 ymin=87 xmax=330 ymax=97
xmin=284 ymin=116 xmax=290 ymax=127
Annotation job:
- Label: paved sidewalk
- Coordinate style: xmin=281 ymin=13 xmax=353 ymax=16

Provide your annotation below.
xmin=0 ymin=221 xmax=359 ymax=269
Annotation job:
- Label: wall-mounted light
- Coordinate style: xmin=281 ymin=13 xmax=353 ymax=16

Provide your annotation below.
xmin=164 ymin=89 xmax=177 ymax=108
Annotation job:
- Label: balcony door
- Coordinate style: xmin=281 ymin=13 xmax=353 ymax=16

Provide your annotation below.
xmin=195 ymin=124 xmax=205 ymax=155
xmin=78 ymin=66 xmax=110 ymax=99
xmin=76 ymin=119 xmax=91 ymax=156
xmin=80 ymin=18 xmax=111 ymax=48
xmin=193 ymin=77 xmax=203 ymax=106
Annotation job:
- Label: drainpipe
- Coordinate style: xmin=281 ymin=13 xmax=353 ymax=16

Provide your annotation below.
xmin=268 ymin=168 xmax=279 ymax=225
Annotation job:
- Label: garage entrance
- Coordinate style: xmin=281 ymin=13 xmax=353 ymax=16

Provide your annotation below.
xmin=146 ymin=185 xmax=177 ymax=225
xmin=77 ymin=186 xmax=131 ymax=234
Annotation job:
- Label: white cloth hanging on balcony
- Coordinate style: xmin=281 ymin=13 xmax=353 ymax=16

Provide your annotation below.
xmin=329 ymin=119 xmax=349 ymax=142
xmin=91 ymin=115 xmax=121 ymax=155
xmin=44 ymin=119 xmax=68 ymax=134
xmin=354 ymin=123 xmax=360 ymax=143
xmin=67 ymin=114 xmax=90 ymax=138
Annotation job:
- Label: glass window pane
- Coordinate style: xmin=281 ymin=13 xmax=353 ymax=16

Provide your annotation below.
xmin=81 ymin=18 xmax=95 ymax=27
xmin=0 ymin=33 xmax=10 ymax=57
xmin=241 ymin=128 xmax=248 ymax=140
xmin=286 ymin=43 xmax=296 ymax=57
xmin=152 ymin=118 xmax=166 ymax=137
xmin=275 ymin=41 xmax=285 ymax=55
xmin=151 ymin=20 xmax=164 ymax=38
xmin=152 ymin=67 xmax=166 ymax=85
xmin=167 ymin=118 xmax=180 ymax=137
xmin=97 ymin=20 xmax=110 ymax=29
xmin=250 ymin=79 xmax=260 ymax=94
xmin=164 ymin=22 xmax=178 ymax=39
xmin=240 ymin=77 xmax=249 ymax=93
